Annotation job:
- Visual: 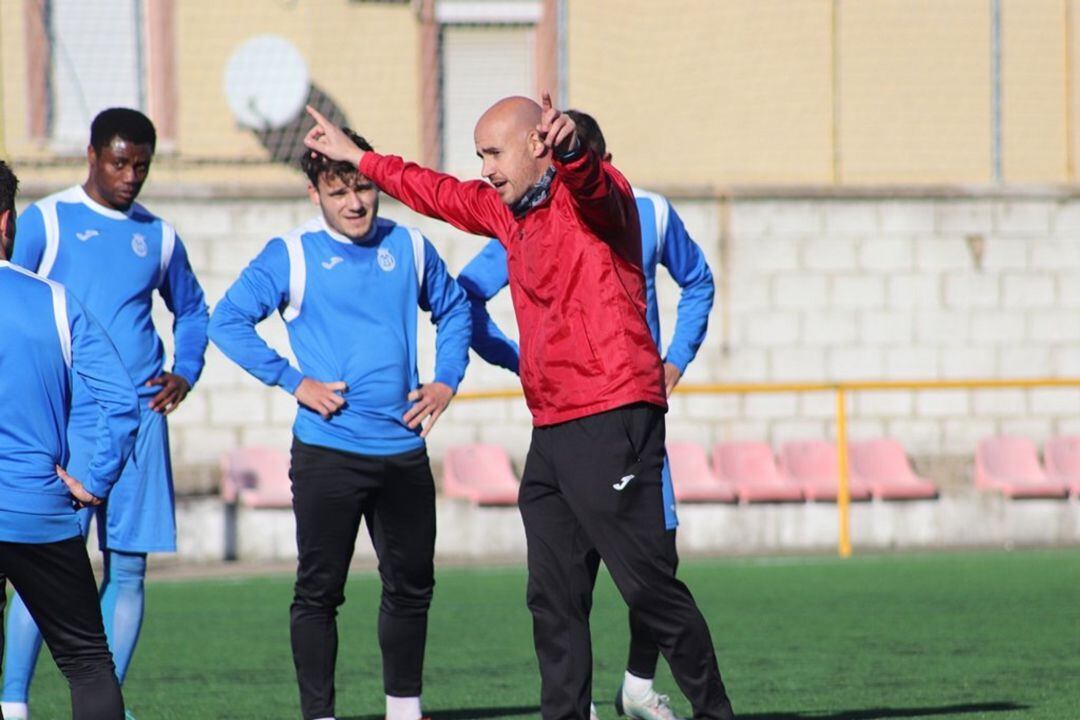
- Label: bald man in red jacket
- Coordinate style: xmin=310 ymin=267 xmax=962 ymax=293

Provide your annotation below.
xmin=304 ymin=96 xmax=735 ymax=720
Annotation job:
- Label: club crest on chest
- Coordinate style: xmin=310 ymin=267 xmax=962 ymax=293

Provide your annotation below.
xmin=131 ymin=233 xmax=148 ymax=258
xmin=377 ymin=247 xmax=396 ymax=272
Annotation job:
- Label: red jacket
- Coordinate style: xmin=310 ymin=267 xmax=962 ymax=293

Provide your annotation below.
xmin=360 ymin=149 xmax=667 ymax=426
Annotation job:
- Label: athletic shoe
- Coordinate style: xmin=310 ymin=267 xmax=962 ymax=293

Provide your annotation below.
xmin=614 ymin=683 xmax=686 ymax=720
xmin=0 ymin=702 xmax=28 ymax=720
xmin=591 ymin=701 xmax=601 ymax=720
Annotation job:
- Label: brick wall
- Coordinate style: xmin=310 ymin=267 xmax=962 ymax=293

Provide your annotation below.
xmin=20 ymin=189 xmax=1079 ymax=493
xmin=707 ymin=195 xmax=1080 ymax=461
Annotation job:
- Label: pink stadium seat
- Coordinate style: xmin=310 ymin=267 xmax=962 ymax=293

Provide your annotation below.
xmin=974 ymin=436 xmax=1068 ymax=499
xmin=777 ymin=440 xmax=873 ymax=502
xmin=442 ymin=444 xmax=519 ymax=506
xmin=667 ymin=442 xmax=737 ymax=503
xmin=1045 ymin=436 xmax=1080 ymax=497
xmin=711 ymin=442 xmax=804 ymax=503
xmin=847 ymin=439 xmax=938 ymax=500
xmin=219 ymin=446 xmax=293 ymax=509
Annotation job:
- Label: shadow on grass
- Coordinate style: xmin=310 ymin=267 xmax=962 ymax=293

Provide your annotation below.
xmin=343 ymin=705 xmax=540 ymax=720
xmin=744 ymin=701 xmax=1030 ymax=720
xmin=344 ymin=701 xmax=1026 ymax=720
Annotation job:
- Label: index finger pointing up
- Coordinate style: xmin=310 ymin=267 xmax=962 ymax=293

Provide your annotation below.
xmin=541 ymin=92 xmax=553 ymax=111
xmin=305 ymin=105 xmax=330 ymax=127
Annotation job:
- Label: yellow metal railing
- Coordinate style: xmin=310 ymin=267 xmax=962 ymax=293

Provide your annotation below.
xmin=455 ymin=376 xmax=1080 ymax=557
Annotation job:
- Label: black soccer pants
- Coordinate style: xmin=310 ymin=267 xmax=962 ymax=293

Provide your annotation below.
xmin=289 ymin=438 xmax=436 ymax=720
xmin=519 ymin=403 xmax=734 ymax=720
xmin=0 ymin=537 xmax=125 ymax=720
xmin=580 ymin=531 xmax=676 ymax=682
xmin=625 ymin=530 xmax=678 ymax=680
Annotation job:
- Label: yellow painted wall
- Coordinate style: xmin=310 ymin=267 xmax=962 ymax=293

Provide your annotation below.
xmin=568 ymin=0 xmax=835 ymax=186
xmin=2 ymin=0 xmax=1079 ymax=187
xmin=176 ymin=0 xmax=419 ymax=162
xmin=1069 ymin=0 xmax=1080 ymax=181
xmin=1002 ymin=0 xmax=1067 ymax=182
xmin=1 ymin=0 xmax=30 ymax=159
xmin=838 ymin=0 xmax=991 ymax=184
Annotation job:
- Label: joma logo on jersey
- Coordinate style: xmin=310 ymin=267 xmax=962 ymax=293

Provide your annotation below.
xmin=321 ymin=256 xmax=344 ymax=270
xmin=76 ymin=229 xmax=99 ymax=242
xmin=131 ymin=233 xmax=148 ymax=257
xmin=377 ymin=248 xmax=396 ymax=272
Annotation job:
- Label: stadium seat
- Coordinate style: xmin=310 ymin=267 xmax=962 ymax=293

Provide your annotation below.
xmin=667 ymin=442 xmax=737 ymax=503
xmin=711 ymin=441 xmax=804 ymax=502
xmin=442 ymin=444 xmax=520 ymax=506
xmin=777 ymin=440 xmax=873 ymax=502
xmin=974 ymin=436 xmax=1069 ymax=499
xmin=848 ymin=438 xmax=938 ymax=500
xmin=219 ymin=446 xmax=293 ymax=508
xmin=1044 ymin=436 xmax=1080 ymax=497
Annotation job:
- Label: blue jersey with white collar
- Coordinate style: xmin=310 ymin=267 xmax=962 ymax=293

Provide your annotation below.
xmin=12 ymin=185 xmax=209 ymax=397
xmin=0 ymin=262 xmax=139 ymax=543
xmin=209 ymin=216 xmax=471 ymax=457
xmin=458 ymin=189 xmax=715 ymax=374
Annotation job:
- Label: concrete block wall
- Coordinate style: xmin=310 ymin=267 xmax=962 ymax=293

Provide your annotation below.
xmin=710 ymin=195 xmax=1080 ymax=462
xmin=19 ymin=188 xmax=1080 ymax=493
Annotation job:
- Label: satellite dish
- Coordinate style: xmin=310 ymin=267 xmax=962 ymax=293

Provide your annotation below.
xmin=224 ymin=35 xmax=310 ymax=130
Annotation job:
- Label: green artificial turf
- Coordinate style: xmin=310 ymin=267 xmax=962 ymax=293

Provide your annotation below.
xmin=9 ymin=548 xmax=1079 ymax=719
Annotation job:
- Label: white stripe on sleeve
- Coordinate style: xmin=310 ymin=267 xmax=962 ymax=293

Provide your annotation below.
xmin=49 ymin=282 xmax=72 ymax=368
xmin=158 ymin=222 xmax=177 ymax=287
xmin=635 ymin=189 xmax=670 ymax=259
xmin=37 ymin=198 xmax=62 ymax=277
xmin=282 ymin=234 xmax=306 ymax=322
xmin=408 ymin=227 xmax=425 ymax=288
xmin=4 ymin=262 xmax=73 ymax=366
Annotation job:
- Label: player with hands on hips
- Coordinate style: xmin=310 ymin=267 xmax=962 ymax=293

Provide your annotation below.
xmin=209 ymin=127 xmax=470 ymax=720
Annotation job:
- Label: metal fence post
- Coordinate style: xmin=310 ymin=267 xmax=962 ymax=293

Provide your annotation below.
xmin=836 ymin=387 xmax=852 ymax=558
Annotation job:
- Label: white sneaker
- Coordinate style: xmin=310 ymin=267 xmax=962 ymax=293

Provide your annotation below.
xmin=590 ymin=701 xmax=601 ymax=720
xmin=0 ymin=701 xmax=29 ymax=720
xmin=614 ymin=683 xmax=686 ymax=720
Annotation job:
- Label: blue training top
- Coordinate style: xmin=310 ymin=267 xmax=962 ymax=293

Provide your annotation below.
xmin=209 ymin=215 xmax=471 ymax=457
xmin=0 ymin=262 xmax=139 ymax=543
xmin=458 ymin=188 xmax=715 ymax=375
xmin=12 ymin=185 xmax=210 ymax=405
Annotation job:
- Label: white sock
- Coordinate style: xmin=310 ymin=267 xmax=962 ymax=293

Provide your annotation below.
xmin=386 ymin=695 xmax=422 ymax=720
xmin=623 ymin=671 xmax=654 ymax=700
xmin=0 ymin=701 xmax=29 ymax=720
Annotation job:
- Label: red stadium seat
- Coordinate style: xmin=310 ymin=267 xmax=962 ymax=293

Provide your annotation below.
xmin=667 ymin=442 xmax=737 ymax=503
xmin=777 ymin=440 xmax=873 ymax=502
xmin=1044 ymin=436 xmax=1080 ymax=497
xmin=442 ymin=444 xmax=520 ymax=506
xmin=219 ymin=446 xmax=293 ymax=509
xmin=848 ymin=439 xmax=938 ymax=500
xmin=711 ymin=441 xmax=804 ymax=503
xmin=974 ymin=436 xmax=1068 ymax=499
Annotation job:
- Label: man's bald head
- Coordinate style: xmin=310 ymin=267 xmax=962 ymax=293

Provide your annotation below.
xmin=474 ymin=96 xmax=550 ymax=206
xmin=477 ymin=96 xmax=542 ymax=137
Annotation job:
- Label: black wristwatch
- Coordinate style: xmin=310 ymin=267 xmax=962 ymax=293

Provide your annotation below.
xmin=556 ymin=138 xmax=584 ymax=162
